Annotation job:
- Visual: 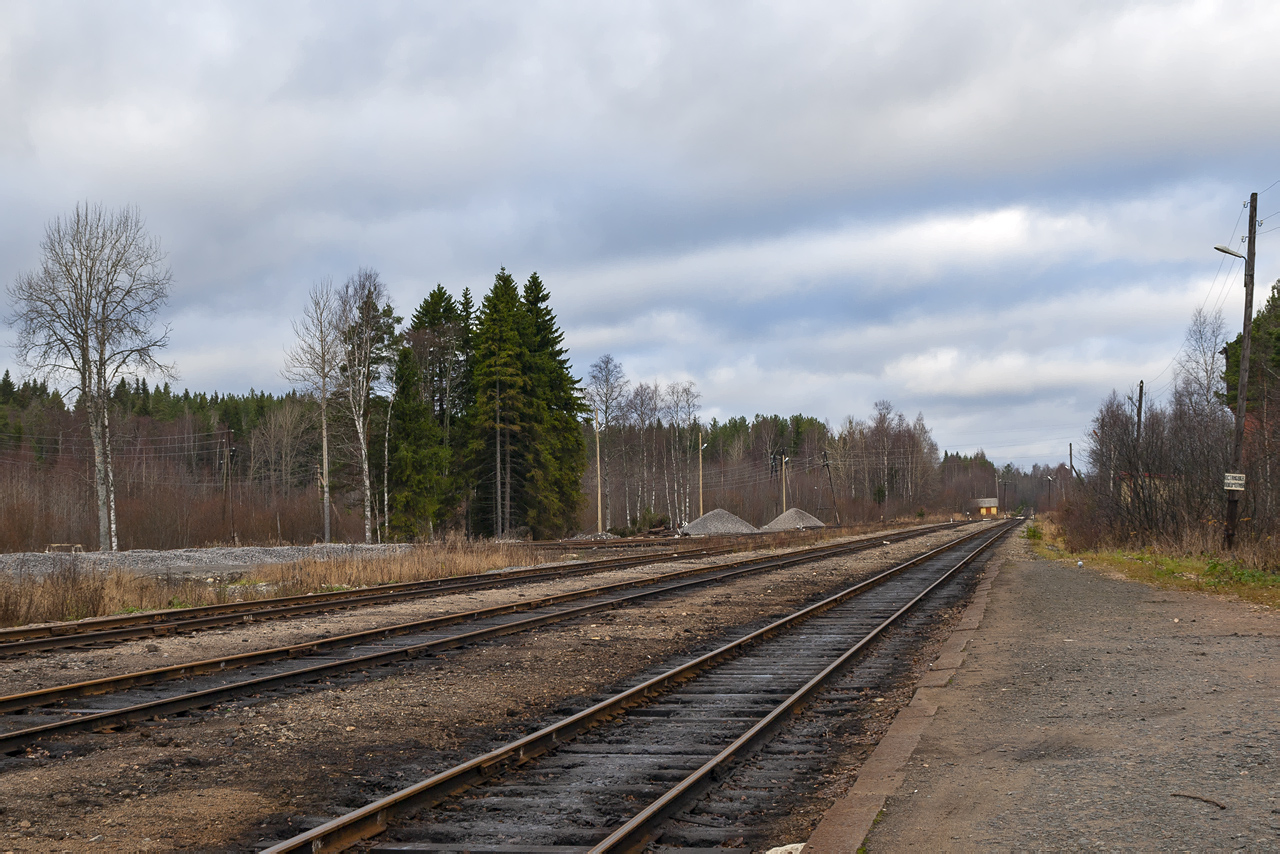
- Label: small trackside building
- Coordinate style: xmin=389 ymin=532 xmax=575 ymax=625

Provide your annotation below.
xmin=969 ymin=498 xmax=999 ymax=517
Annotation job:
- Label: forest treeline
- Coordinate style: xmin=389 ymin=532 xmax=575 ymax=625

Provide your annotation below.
xmin=1066 ymin=282 xmax=1280 ymax=563
xmin=1 ymin=201 xmax=1064 ymax=553
xmin=578 ymin=355 xmax=1062 ymax=533
xmin=0 ymin=265 xmax=588 ymax=550
xmin=1 ymin=343 xmax=1061 ymax=552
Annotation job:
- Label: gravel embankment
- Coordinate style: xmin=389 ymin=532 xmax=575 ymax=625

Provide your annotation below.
xmin=680 ymin=508 xmax=759 ymax=534
xmin=0 ymin=543 xmax=412 ymax=578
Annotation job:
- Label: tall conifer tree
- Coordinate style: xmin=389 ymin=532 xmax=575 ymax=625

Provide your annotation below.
xmin=468 ymin=269 xmax=531 ymax=537
xmin=518 ymin=273 xmax=587 ymax=537
xmin=387 ymin=347 xmax=448 ymax=540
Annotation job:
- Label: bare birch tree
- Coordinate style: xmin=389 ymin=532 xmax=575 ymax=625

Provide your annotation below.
xmin=248 ymin=396 xmax=314 ymax=499
xmin=337 ymin=268 xmax=398 ymax=544
xmin=6 ymin=203 xmax=172 ymax=551
xmin=282 ymin=279 xmax=342 ymax=542
xmin=584 ymin=354 xmax=629 ymax=529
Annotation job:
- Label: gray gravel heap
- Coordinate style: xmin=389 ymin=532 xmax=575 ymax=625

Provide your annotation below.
xmin=761 ymin=507 xmax=825 ymax=531
xmin=679 ymin=508 xmax=758 ymax=535
xmin=0 ymin=543 xmax=411 ymax=578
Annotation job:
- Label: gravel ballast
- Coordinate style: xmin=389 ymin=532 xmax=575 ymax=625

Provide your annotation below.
xmin=762 ymin=507 xmax=825 ymax=530
xmin=0 ymin=543 xmax=411 ymax=579
xmin=680 ymin=508 xmax=759 ymax=535
xmin=0 ymin=526 xmax=982 ymax=851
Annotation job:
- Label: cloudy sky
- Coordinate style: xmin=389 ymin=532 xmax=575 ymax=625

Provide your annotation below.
xmin=3 ymin=0 xmax=1278 ymax=467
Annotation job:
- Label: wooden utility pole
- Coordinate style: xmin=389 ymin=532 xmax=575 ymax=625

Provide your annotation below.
xmin=595 ymin=408 xmax=602 ymax=534
xmin=822 ymin=450 xmax=841 ymax=525
xmin=697 ymin=429 xmax=704 ymax=519
xmin=220 ymin=435 xmax=227 ymax=524
xmin=1224 ymin=191 xmax=1259 ymax=550
xmin=1135 ymin=380 xmax=1144 ymax=444
xmin=781 ymin=456 xmax=788 ymax=513
xmin=229 ymin=435 xmax=236 ymax=544
xmin=495 ymin=380 xmax=502 ymax=539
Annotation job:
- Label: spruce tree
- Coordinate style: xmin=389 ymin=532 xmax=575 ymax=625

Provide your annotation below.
xmin=468 ymin=269 xmax=532 ymax=537
xmin=387 ymin=347 xmax=449 ymax=541
xmin=518 ymin=273 xmax=587 ymax=537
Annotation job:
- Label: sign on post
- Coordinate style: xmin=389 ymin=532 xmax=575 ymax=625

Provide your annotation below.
xmin=1224 ymin=473 xmax=1246 ymax=491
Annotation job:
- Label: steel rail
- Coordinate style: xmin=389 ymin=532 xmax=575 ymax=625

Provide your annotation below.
xmin=589 ymin=519 xmax=1017 ymax=852
xmin=0 ymin=526 xmax=863 ymax=654
xmin=0 ymin=530 xmax=909 ymax=714
xmin=0 ymin=548 xmax=712 ymax=649
xmin=0 ymin=546 xmax=767 ymax=654
xmin=259 ymin=522 xmax=1012 ymax=854
xmin=0 ymin=524 xmax=959 ymax=754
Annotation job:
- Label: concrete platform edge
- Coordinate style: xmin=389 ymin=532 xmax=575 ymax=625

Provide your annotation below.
xmin=801 ymin=554 xmax=1004 ymax=853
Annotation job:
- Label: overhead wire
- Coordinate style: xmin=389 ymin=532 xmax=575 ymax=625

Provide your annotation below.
xmin=1146 ymin=198 xmax=1250 ymax=400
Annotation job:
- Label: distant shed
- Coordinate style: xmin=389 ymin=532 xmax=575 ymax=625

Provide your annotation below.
xmin=969 ymin=498 xmax=999 ymax=517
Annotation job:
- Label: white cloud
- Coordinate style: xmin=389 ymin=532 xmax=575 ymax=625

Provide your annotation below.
xmin=3 ymin=1 xmax=1277 ymax=467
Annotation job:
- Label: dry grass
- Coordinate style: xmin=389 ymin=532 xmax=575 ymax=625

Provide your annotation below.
xmin=0 ymin=540 xmax=539 ymax=629
xmin=1026 ymin=516 xmax=1280 ymax=610
xmin=249 ymin=540 xmax=540 ymax=596
xmin=0 ymin=563 xmax=241 ymax=628
xmin=0 ymin=519 xmax=951 ymax=630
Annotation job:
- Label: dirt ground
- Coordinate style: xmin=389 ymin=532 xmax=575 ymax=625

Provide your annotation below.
xmin=0 ymin=525 xmax=979 ymax=852
xmin=858 ymin=537 xmax=1279 ymax=852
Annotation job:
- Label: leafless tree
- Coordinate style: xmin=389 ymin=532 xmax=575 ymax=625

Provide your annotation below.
xmin=282 ymin=278 xmax=342 ymax=542
xmin=1175 ymin=307 xmax=1228 ymax=417
xmin=6 ymin=203 xmax=172 ymax=551
xmin=249 ymin=397 xmax=314 ymax=500
xmin=584 ymin=354 xmax=630 ymax=528
xmin=663 ymin=380 xmax=701 ymax=525
xmin=337 ymin=268 xmax=398 ymax=544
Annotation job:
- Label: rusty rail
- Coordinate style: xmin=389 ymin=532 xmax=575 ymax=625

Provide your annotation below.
xmin=0 ymin=524 xmax=959 ymax=754
xmin=260 ymin=521 xmax=1015 ymax=853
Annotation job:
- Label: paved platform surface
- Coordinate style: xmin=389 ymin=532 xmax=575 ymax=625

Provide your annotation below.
xmin=805 ymin=548 xmax=1279 ymax=852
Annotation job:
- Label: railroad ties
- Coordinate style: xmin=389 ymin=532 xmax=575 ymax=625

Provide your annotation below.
xmin=0 ymin=524 xmax=960 ymax=756
xmin=264 ymin=520 xmax=1017 ymax=853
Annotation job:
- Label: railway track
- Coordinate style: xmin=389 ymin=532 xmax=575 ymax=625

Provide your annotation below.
xmin=0 ymin=527 xmax=856 ymax=656
xmin=262 ymin=519 xmax=1018 ymax=854
xmin=0 ymin=523 xmax=959 ymax=756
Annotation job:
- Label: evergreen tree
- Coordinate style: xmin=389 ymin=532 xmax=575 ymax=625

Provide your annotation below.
xmin=387 ymin=347 xmax=449 ymax=540
xmin=0 ymin=370 xmax=14 ymax=405
xmin=468 ymin=269 xmax=532 ymax=537
xmin=518 ymin=272 xmax=587 ymax=537
xmin=1223 ymin=280 xmax=1280 ymax=412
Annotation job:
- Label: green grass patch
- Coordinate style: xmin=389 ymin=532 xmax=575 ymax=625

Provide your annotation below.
xmin=1027 ymin=518 xmax=1278 ymax=610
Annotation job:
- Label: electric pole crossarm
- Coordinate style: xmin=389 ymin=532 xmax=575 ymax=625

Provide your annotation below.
xmin=1224 ymin=191 xmax=1258 ymax=550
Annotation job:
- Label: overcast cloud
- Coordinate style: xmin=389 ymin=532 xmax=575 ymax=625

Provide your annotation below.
xmin=3 ymin=0 xmax=1279 ymax=466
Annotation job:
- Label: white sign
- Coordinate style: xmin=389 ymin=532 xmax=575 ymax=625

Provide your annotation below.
xmin=1224 ymin=473 xmax=1246 ymax=491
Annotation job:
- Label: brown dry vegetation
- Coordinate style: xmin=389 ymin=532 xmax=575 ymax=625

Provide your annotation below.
xmin=0 ymin=520 xmax=950 ymax=630
xmin=0 ymin=540 xmax=538 ymax=629
xmin=1029 ymin=514 xmax=1280 ymax=609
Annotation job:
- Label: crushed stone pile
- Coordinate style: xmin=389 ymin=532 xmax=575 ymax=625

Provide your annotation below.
xmin=679 ymin=509 xmax=759 ymax=535
xmin=571 ymin=531 xmax=620 ymax=540
xmin=761 ymin=508 xmax=825 ymax=531
xmin=0 ymin=543 xmax=411 ymax=578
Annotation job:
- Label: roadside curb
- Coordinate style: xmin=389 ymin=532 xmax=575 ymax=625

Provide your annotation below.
xmin=801 ymin=548 xmax=1005 ymax=853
